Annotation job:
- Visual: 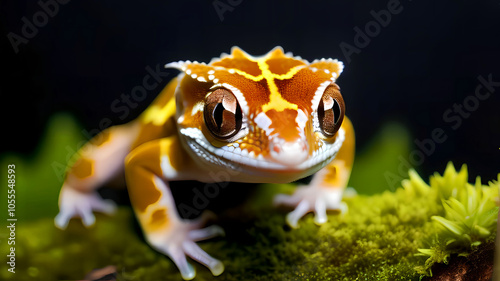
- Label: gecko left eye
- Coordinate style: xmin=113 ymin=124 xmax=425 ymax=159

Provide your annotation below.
xmin=204 ymin=88 xmax=243 ymax=140
xmin=317 ymin=84 xmax=345 ymax=137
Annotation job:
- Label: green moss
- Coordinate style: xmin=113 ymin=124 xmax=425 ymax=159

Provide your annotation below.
xmin=0 ymin=183 xmax=439 ymax=280
xmin=0 ymin=114 xmax=497 ymax=280
xmin=1 ymin=192 xmax=427 ymax=280
xmin=415 ymin=163 xmax=499 ymax=275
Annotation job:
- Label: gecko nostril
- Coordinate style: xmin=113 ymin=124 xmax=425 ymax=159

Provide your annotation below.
xmin=270 ymin=140 xmax=309 ymax=166
xmin=273 ymin=146 xmax=281 ymax=154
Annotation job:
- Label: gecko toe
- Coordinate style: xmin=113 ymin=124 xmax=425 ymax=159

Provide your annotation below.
xmin=189 ymin=225 xmax=225 ymax=241
xmin=273 ymin=193 xmax=301 ymax=207
xmin=286 ymin=200 xmax=310 ymax=228
xmin=92 ymin=199 xmax=117 ymax=215
xmin=170 ymin=248 xmax=196 ymax=280
xmin=313 ymin=198 xmax=328 ymax=225
xmin=182 ymin=240 xmax=224 ymax=276
xmin=54 ymin=210 xmax=74 ymax=229
xmin=209 ymin=259 xmax=224 ymax=276
xmin=80 ymin=210 xmax=96 ymax=227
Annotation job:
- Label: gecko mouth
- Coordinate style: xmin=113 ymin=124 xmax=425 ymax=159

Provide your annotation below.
xmin=179 ymin=127 xmax=345 ymax=175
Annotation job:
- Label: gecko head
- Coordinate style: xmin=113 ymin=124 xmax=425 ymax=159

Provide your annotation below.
xmin=167 ymin=46 xmax=346 ymax=177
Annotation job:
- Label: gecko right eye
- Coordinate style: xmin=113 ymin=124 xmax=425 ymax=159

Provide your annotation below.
xmin=204 ymin=88 xmax=243 ymax=140
xmin=317 ymin=83 xmax=345 ymax=138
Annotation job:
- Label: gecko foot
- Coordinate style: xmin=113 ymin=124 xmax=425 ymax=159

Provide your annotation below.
xmin=55 ymin=186 xmax=117 ymax=229
xmin=273 ymin=185 xmax=346 ymax=228
xmin=148 ymin=212 xmax=225 ymax=280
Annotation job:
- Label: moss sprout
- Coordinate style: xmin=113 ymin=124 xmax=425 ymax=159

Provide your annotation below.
xmin=415 ymin=163 xmax=499 ymax=275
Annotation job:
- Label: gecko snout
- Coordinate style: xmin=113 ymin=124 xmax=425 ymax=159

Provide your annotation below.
xmin=269 ymin=139 xmax=309 ymax=166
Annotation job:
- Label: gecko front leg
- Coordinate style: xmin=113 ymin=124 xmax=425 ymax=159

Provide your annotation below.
xmin=125 ymin=137 xmax=225 ymax=280
xmin=274 ymin=117 xmax=355 ymax=228
xmin=55 ymin=122 xmax=141 ymax=229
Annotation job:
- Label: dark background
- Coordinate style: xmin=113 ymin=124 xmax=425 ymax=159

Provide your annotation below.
xmin=1 ymin=0 xmax=499 ymax=184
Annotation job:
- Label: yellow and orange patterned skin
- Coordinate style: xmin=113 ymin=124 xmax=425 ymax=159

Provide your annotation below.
xmin=55 ymin=47 xmax=355 ymax=280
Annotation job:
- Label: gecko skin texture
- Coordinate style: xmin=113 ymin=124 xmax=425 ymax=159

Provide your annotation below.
xmin=55 ymin=47 xmax=355 ymax=280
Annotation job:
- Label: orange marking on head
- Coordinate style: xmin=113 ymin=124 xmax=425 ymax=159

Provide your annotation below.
xmin=72 ymin=157 xmax=94 ymax=179
xmin=273 ymin=67 xmax=340 ymax=113
xmin=229 ymin=46 xmax=251 ymax=59
xmin=178 ymin=64 xmax=271 ymax=125
xmin=212 ymin=58 xmax=262 ymax=77
xmin=210 ymin=47 xmax=263 ymax=76
xmin=174 ymin=47 xmax=346 ymax=154
xmin=265 ymin=109 xmax=300 ymax=142
xmin=266 ymin=57 xmax=306 ymax=75
xmin=266 ymin=47 xmax=287 ymax=58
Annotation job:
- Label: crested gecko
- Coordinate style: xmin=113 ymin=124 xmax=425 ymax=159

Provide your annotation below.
xmin=55 ymin=47 xmax=355 ymax=280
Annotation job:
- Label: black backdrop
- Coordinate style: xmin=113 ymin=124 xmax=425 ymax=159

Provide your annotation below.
xmin=1 ymin=0 xmax=499 ymax=182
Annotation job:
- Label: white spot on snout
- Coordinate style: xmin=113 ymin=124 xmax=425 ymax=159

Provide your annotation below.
xmin=254 ymin=112 xmax=273 ymax=134
xmin=296 ymin=109 xmax=308 ymax=129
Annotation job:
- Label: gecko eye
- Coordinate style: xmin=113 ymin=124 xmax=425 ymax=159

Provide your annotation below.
xmin=204 ymin=88 xmax=243 ymax=140
xmin=317 ymin=84 xmax=345 ymax=137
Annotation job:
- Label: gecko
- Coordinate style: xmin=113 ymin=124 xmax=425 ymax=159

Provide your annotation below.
xmin=54 ymin=47 xmax=355 ymax=280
